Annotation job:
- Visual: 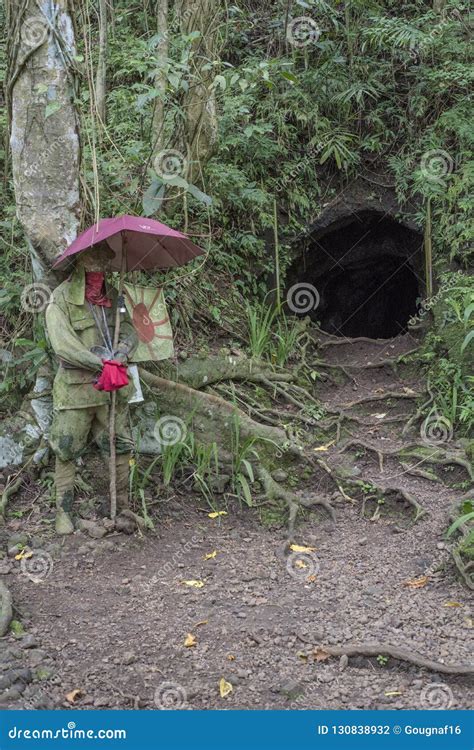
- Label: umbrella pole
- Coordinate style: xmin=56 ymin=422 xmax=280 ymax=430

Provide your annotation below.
xmin=109 ymin=242 xmax=126 ymax=520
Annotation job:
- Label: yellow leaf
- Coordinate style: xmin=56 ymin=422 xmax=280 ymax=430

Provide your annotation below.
xmin=404 ymin=575 xmax=429 ymax=589
xmin=313 ymin=441 xmax=334 ymax=452
xmin=203 ymin=550 xmax=217 ymax=560
xmin=444 ymin=601 xmax=461 ymax=607
xmin=227 ymin=654 xmax=235 ymax=661
xmin=14 ymin=550 xmax=33 ymax=561
xmin=297 ymin=651 xmax=308 ymax=662
xmin=290 ymin=544 xmax=316 ymax=553
xmin=181 ymin=580 xmax=205 ymax=589
xmin=385 ymin=691 xmax=403 ymax=697
xmin=295 ymin=560 xmax=308 ymax=569
xmin=219 ymin=678 xmax=233 ymax=698
xmin=65 ymin=689 xmax=83 ymax=704
xmin=129 ymin=458 xmax=136 ymax=467
xmin=193 ymin=620 xmax=208 ymax=628
xmin=184 ymin=633 xmax=197 ymax=647
xmin=208 ymin=511 xmax=227 ymax=519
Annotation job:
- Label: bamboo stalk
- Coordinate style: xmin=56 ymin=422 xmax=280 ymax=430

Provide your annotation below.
xmin=424 ymin=196 xmax=433 ymax=299
xmin=109 ymin=238 xmax=127 ymax=520
xmin=273 ymin=198 xmax=281 ymax=312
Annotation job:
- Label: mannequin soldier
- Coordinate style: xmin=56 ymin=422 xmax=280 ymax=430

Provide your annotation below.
xmin=45 ymin=247 xmax=138 ymax=535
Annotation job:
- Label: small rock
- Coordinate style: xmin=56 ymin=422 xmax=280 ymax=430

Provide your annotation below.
xmin=339 ymin=654 xmax=349 ymax=671
xmin=7 ymin=533 xmax=28 ymax=549
xmin=93 ymin=695 xmax=110 ymax=707
xmin=122 ymin=651 xmax=135 ymax=666
xmin=272 ymin=469 xmax=288 ymax=483
xmin=29 ymin=649 xmax=47 ymax=668
xmin=358 ymin=536 xmax=368 ymax=546
xmin=76 ymin=519 xmax=107 ymax=539
xmin=19 ymin=634 xmax=38 ymax=650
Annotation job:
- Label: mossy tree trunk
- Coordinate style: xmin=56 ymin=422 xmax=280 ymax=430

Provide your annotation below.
xmin=6 ymin=0 xmax=80 ymax=280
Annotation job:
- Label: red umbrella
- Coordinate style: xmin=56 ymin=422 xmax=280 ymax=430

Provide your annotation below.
xmin=53 ymin=215 xmax=205 ymax=521
xmin=53 ymin=214 xmax=204 ymax=270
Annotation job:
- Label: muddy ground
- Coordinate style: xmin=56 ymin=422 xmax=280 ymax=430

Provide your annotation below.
xmin=0 ymin=334 xmax=472 ymax=710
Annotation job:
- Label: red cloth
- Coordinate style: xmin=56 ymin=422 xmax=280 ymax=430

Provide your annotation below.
xmin=93 ymin=360 xmax=129 ymax=392
xmin=85 ymin=272 xmax=112 ymax=307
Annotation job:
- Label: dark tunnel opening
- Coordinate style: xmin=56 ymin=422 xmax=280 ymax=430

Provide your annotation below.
xmin=288 ymin=212 xmax=423 ymax=339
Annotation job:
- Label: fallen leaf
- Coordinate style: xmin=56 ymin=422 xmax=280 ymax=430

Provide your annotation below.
xmin=465 ymin=617 xmax=473 ymax=628
xmin=227 ymin=654 xmax=236 ymax=661
xmin=193 ymin=620 xmax=208 ymax=628
xmin=290 ymin=544 xmax=316 ymax=553
xmin=297 ymin=651 xmax=308 ymax=662
xmin=385 ymin=690 xmax=403 ymax=697
xmin=181 ymin=580 xmax=205 ymax=589
xmin=203 ymin=550 xmax=217 ymax=560
xmin=208 ymin=511 xmax=227 ymax=519
xmin=404 ymin=575 xmax=429 ymax=589
xmin=403 ymin=387 xmax=417 ymax=395
xmin=219 ymin=678 xmax=233 ymax=698
xmin=313 ymin=441 xmax=334 ymax=452
xmin=65 ymin=689 xmax=83 ymax=704
xmin=372 ymin=413 xmax=387 ymax=420
xmin=184 ymin=633 xmax=197 ymax=648
xmin=307 ymin=574 xmax=318 ymax=583
xmin=15 ymin=550 xmax=33 ymax=561
xmin=444 ymin=601 xmax=461 ymax=607
xmin=295 ymin=560 xmax=308 ymax=569
xmin=313 ymin=648 xmax=330 ymax=662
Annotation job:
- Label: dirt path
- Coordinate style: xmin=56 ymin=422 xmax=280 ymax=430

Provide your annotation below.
xmin=1 ymin=334 xmax=472 ymax=710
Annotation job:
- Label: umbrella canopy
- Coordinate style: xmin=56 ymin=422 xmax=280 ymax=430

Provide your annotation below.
xmin=52 ymin=215 xmax=205 ymax=271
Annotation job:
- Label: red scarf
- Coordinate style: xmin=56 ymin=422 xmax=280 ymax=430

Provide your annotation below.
xmin=85 ymin=272 xmax=111 ymax=307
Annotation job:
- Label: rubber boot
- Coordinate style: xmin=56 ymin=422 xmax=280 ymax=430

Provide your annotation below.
xmin=54 ymin=457 xmax=75 ymax=535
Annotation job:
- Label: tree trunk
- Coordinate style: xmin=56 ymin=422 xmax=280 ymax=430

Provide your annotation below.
xmin=152 ymin=0 xmax=168 ymax=159
xmin=6 ymin=0 xmax=81 ymax=278
xmin=178 ymin=0 xmax=221 ymax=185
xmin=95 ymin=0 xmax=108 ymax=124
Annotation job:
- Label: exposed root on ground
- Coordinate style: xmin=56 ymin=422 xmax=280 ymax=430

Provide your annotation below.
xmin=316 ymin=643 xmax=474 ymax=676
xmin=0 ymin=474 xmax=23 ymax=522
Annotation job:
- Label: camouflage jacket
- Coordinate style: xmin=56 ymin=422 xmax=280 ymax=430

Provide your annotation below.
xmin=46 ymin=266 xmax=138 ymax=410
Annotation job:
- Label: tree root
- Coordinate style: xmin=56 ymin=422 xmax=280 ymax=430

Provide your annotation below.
xmin=0 ymin=475 xmax=23 ymax=521
xmin=0 ymin=581 xmax=13 ymax=637
xmin=314 ymin=642 xmax=474 ymax=676
xmin=345 ymin=478 xmax=426 ymax=520
xmin=339 ymin=390 xmax=420 ymax=409
xmin=255 ymin=466 xmax=335 ymax=542
xmin=318 ymin=336 xmax=396 ymax=348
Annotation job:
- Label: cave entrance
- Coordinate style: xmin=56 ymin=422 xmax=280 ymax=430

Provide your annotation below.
xmin=288 ymin=211 xmax=423 ymax=339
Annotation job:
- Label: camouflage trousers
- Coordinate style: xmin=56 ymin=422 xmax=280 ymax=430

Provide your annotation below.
xmin=49 ymin=404 xmax=133 ymax=514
